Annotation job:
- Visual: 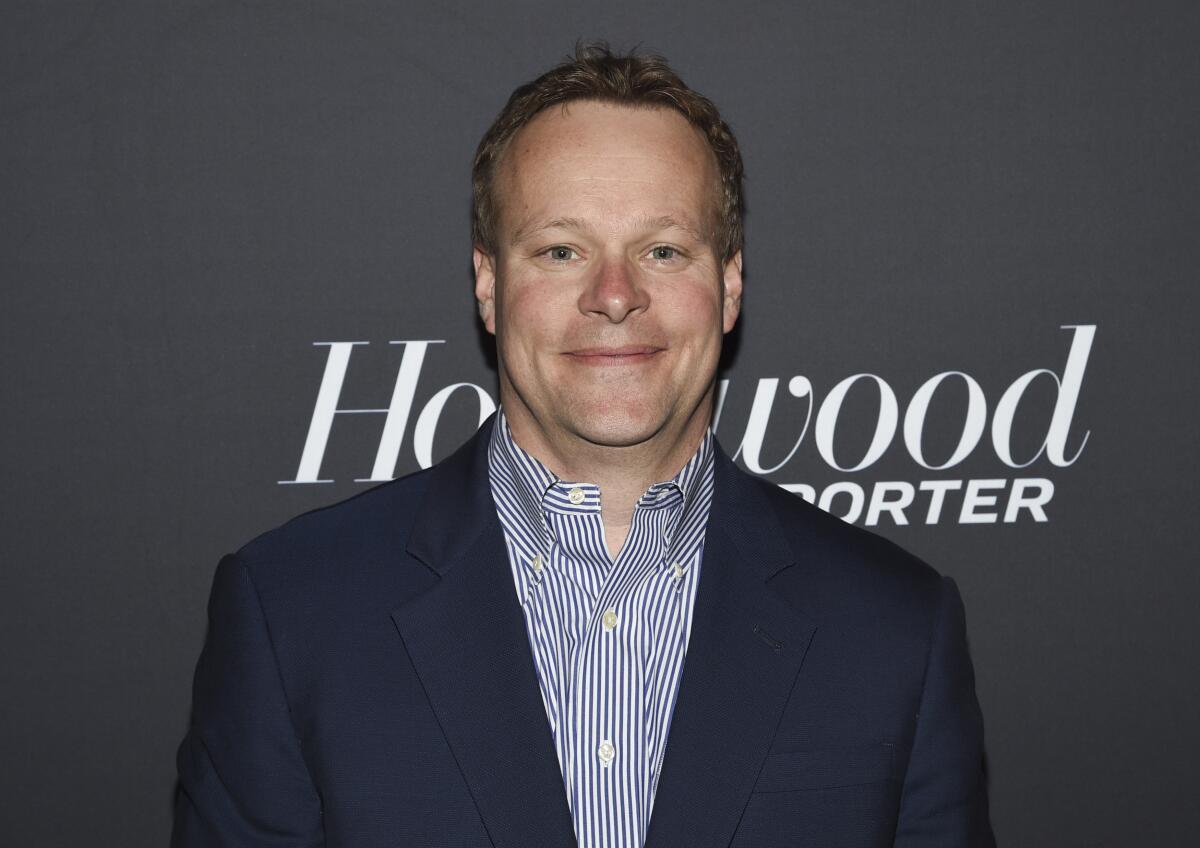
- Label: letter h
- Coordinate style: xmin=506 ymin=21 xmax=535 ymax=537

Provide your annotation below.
xmin=279 ymin=340 xmax=441 ymax=484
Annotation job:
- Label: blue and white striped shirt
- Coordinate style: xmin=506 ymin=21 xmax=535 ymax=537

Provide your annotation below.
xmin=487 ymin=410 xmax=715 ymax=848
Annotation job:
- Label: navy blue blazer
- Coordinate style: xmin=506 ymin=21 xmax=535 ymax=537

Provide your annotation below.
xmin=173 ymin=414 xmax=995 ymax=847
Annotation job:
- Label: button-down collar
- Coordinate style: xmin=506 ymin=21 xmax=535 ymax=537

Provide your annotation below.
xmin=488 ymin=409 xmax=714 ymax=577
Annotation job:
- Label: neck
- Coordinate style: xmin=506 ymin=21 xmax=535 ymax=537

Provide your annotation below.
xmin=501 ymin=390 xmax=714 ymax=558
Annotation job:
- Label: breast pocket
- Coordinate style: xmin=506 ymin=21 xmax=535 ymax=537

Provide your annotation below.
xmin=751 ymin=742 xmax=897 ymax=793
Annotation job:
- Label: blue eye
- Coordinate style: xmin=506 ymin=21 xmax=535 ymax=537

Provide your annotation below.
xmin=650 ymin=246 xmax=677 ymax=261
xmin=546 ymin=246 xmax=576 ymax=261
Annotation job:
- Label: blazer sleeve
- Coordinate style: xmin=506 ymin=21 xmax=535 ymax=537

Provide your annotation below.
xmin=172 ymin=553 xmax=325 ymax=847
xmin=894 ymin=575 xmax=996 ymax=847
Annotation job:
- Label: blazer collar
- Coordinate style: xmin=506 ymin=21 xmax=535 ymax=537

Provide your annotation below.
xmin=643 ymin=435 xmax=817 ymax=848
xmin=395 ymin=413 xmax=817 ymax=848
xmin=395 ymin=413 xmax=578 ymax=847
xmin=405 ymin=412 xmax=789 ymax=579
xmin=404 ymin=412 xmax=501 ymax=574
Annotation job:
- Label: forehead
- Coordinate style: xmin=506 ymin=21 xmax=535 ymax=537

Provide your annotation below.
xmin=494 ymin=100 xmax=719 ymax=241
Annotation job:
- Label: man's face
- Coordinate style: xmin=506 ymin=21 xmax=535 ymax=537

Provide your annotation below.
xmin=474 ymin=100 xmax=743 ymax=452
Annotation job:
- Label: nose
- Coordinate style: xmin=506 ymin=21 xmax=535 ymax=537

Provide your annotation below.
xmin=577 ymin=256 xmax=649 ymax=323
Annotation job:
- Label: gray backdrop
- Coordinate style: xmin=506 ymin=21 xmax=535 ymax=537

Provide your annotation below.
xmin=3 ymin=1 xmax=1198 ymax=845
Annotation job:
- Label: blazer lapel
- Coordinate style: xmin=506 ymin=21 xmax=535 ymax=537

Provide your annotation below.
xmin=391 ymin=418 xmax=817 ymax=848
xmin=644 ymin=446 xmax=817 ymax=848
xmin=391 ymin=416 xmax=578 ymax=848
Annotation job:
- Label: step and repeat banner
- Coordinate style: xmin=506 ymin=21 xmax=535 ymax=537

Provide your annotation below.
xmin=3 ymin=1 xmax=1196 ymax=845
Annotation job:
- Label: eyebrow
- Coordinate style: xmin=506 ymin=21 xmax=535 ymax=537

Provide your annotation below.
xmin=510 ymin=216 xmax=591 ymax=245
xmin=510 ymin=214 xmax=709 ymax=246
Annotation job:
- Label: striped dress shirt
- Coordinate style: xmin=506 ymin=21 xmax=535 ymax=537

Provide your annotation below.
xmin=486 ymin=410 xmax=715 ymax=848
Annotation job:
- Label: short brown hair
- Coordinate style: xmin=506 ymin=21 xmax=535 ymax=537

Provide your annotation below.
xmin=471 ymin=41 xmax=745 ymax=264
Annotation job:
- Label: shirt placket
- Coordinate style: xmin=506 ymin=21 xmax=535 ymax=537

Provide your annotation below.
xmin=571 ymin=492 xmax=682 ymax=847
xmin=489 ymin=410 xmax=714 ymax=848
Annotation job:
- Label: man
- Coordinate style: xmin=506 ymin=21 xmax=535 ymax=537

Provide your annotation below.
xmin=173 ymin=44 xmax=995 ymax=847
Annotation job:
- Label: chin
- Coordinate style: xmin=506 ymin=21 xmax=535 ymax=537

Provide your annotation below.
xmin=563 ymin=403 xmax=667 ymax=448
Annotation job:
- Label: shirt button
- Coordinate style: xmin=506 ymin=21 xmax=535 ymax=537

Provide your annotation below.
xmin=602 ymin=609 xmax=619 ymax=631
xmin=531 ymin=555 xmax=544 ymax=574
xmin=598 ymin=740 xmax=615 ymax=766
xmin=568 ymin=487 xmax=585 ymax=505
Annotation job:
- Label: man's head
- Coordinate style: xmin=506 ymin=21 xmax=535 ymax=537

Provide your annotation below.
xmin=472 ymin=43 xmax=745 ymax=461
xmin=472 ymin=43 xmax=745 ymax=267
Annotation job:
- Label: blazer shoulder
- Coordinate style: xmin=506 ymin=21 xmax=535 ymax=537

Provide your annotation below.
xmin=221 ymin=420 xmax=495 ymax=610
xmin=232 ymin=465 xmax=436 ymax=581
xmin=745 ymin=471 xmax=946 ymax=617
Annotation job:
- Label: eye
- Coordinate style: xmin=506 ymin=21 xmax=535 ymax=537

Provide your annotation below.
xmin=544 ymin=245 xmax=578 ymax=262
xmin=649 ymin=245 xmax=679 ymax=261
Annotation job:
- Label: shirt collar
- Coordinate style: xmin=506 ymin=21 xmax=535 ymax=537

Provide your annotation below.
xmin=487 ymin=407 xmax=714 ymax=542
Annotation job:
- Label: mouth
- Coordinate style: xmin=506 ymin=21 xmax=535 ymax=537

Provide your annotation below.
xmin=564 ymin=345 xmax=665 ymax=365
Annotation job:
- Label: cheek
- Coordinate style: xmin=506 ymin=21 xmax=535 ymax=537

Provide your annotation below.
xmin=498 ymin=283 xmax=548 ymax=334
xmin=658 ymin=287 xmax=725 ymax=342
xmin=502 ymin=280 xmax=584 ymax=341
xmin=496 ymin=284 xmax=570 ymax=368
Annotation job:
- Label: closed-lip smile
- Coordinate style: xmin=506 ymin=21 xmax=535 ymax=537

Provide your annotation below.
xmin=564 ymin=345 xmax=664 ymax=363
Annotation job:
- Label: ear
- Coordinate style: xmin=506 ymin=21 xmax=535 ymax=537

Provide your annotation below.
xmin=473 ymin=246 xmax=497 ymax=335
xmin=721 ymin=249 xmax=743 ymax=334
